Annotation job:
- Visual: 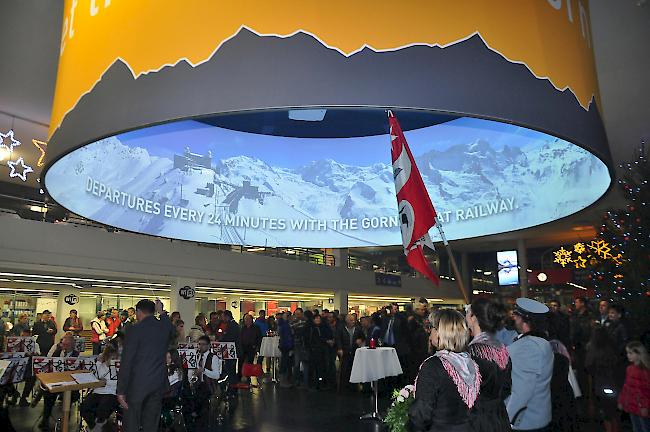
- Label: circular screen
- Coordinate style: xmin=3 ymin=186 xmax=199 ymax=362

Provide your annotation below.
xmin=45 ymin=111 xmax=610 ymax=247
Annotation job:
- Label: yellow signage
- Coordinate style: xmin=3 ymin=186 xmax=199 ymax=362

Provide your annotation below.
xmin=50 ymin=0 xmax=599 ymax=138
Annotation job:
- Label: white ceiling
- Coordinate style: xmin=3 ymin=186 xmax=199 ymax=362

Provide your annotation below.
xmin=0 ymin=0 xmax=647 ymax=250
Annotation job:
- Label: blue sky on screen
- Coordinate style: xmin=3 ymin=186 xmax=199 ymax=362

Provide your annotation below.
xmin=118 ymin=116 xmax=556 ymax=169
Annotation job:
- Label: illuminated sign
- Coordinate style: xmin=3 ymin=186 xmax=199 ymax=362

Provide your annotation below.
xmin=497 ymin=250 xmax=519 ymax=286
xmin=45 ymin=116 xmax=610 ymax=247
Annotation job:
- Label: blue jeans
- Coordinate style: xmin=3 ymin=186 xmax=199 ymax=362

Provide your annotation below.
xmin=292 ymin=350 xmax=309 ymax=386
xmin=631 ymin=414 xmax=650 ymax=432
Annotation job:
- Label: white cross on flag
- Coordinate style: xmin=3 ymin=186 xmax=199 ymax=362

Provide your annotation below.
xmin=388 ymin=111 xmax=439 ymax=285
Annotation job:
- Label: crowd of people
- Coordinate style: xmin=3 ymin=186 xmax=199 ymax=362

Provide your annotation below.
xmin=407 ymin=297 xmax=650 ymax=432
xmin=0 ymin=296 xmax=648 ymax=431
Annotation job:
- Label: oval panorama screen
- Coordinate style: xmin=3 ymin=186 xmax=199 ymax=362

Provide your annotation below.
xmin=45 ymin=117 xmax=610 ymax=248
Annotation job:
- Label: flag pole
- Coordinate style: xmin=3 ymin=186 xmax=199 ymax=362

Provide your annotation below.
xmin=435 ymin=216 xmax=470 ymax=304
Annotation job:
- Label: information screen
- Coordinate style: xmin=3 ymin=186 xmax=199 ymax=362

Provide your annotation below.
xmin=497 ymin=250 xmax=519 ymax=286
xmin=45 ymin=117 xmax=610 ymax=247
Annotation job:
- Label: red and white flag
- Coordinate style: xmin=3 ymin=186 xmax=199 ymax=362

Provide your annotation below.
xmin=388 ymin=111 xmax=439 ymax=285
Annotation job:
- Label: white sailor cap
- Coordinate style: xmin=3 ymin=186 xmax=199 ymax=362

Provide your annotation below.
xmin=513 ymin=298 xmax=549 ymax=318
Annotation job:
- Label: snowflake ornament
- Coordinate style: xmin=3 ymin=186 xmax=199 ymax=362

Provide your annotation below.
xmin=573 ymin=242 xmax=586 ymax=254
xmin=554 ymin=247 xmax=573 ymax=267
xmin=588 ymin=240 xmax=612 ymax=260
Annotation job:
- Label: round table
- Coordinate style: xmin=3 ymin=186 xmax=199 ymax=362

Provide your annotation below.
xmin=259 ymin=336 xmax=281 ymax=358
xmin=259 ymin=336 xmax=281 ymax=382
xmin=350 ymin=347 xmax=403 ymax=420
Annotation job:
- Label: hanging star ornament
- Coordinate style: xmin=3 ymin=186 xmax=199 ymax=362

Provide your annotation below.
xmin=574 ymin=255 xmax=587 ymax=269
xmin=7 ymin=157 xmax=34 ymax=181
xmin=32 ymin=139 xmax=47 ymax=167
xmin=0 ymin=129 xmax=21 ymax=152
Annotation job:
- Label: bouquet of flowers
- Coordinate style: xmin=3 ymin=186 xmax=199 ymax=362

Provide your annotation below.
xmin=384 ymin=384 xmax=416 ymax=432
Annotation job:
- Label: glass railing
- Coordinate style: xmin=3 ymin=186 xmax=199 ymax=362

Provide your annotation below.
xmin=0 ymin=200 xmax=443 ymax=280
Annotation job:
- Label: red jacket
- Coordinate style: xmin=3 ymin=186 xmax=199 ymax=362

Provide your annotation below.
xmin=619 ymin=364 xmax=650 ymax=417
xmin=107 ymin=316 xmax=122 ymax=337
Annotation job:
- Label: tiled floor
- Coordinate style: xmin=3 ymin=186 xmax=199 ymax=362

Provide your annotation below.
xmin=5 ymin=385 xmax=633 ymax=432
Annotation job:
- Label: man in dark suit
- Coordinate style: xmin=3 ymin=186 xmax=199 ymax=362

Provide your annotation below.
xmin=117 ymin=299 xmax=173 ymax=432
xmin=32 ymin=310 xmax=57 ymax=357
xmin=219 ymin=310 xmax=240 ymax=392
xmin=335 ymin=313 xmax=364 ymax=390
xmin=380 ymin=303 xmax=410 ymax=374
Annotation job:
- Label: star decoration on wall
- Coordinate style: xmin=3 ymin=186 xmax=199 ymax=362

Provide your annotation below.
xmin=0 ymin=129 xmax=21 ymax=152
xmin=554 ymin=239 xmax=623 ymax=271
xmin=574 ymin=255 xmax=587 ymax=269
xmin=7 ymin=157 xmax=34 ymax=182
xmin=32 ymin=139 xmax=48 ymax=167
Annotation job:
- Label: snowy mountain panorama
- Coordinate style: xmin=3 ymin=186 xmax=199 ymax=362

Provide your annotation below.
xmin=45 ymin=134 xmax=610 ymax=247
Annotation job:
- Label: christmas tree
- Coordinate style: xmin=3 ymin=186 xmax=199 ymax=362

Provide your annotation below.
xmin=592 ymin=140 xmax=649 ymax=334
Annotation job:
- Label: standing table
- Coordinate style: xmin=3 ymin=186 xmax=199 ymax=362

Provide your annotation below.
xmin=259 ymin=336 xmax=281 ymax=383
xmin=350 ymin=347 xmax=403 ymax=420
xmin=37 ymin=371 xmax=105 ymax=432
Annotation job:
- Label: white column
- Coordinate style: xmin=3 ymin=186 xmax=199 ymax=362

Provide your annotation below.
xmin=56 ymin=285 xmax=82 ymax=328
xmin=518 ymin=239 xmax=529 ymax=298
xmin=170 ymin=278 xmax=196 ymax=324
xmin=333 ymin=290 xmax=349 ymax=314
xmin=225 ymin=296 xmax=241 ymax=322
xmin=332 ymin=248 xmax=349 ymax=268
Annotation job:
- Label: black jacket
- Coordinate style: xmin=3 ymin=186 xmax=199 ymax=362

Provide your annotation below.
xmin=380 ymin=313 xmax=410 ymax=355
xmin=335 ymin=325 xmax=364 ymax=357
xmin=408 ymin=357 xmax=473 ymax=432
xmin=117 ymin=314 xmax=173 ymax=401
xmin=606 ymin=320 xmax=629 ymax=355
xmin=570 ymin=309 xmax=592 ymax=351
xmin=220 ymin=318 xmax=241 ymax=359
xmin=240 ymin=324 xmax=261 ymax=350
xmin=32 ymin=320 xmax=57 ymax=354
xmin=468 ymin=343 xmax=512 ymax=432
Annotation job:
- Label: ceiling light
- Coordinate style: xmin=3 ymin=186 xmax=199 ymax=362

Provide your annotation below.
xmin=92 ymin=284 xmax=167 ymax=291
xmin=0 ymin=147 xmax=10 ymax=161
xmin=537 ymin=272 xmax=548 ymax=282
xmin=196 ymin=286 xmax=333 ymax=297
xmin=0 ymin=272 xmax=169 ymax=287
xmin=29 ymin=205 xmax=48 ymax=213
xmin=12 ymin=279 xmax=76 ymax=286
xmin=288 ymin=109 xmax=327 ymax=121
xmin=567 ymin=282 xmax=587 ymax=290
xmin=0 ymin=287 xmax=59 ymax=293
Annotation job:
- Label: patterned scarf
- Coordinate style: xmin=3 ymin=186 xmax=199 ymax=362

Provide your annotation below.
xmin=469 ymin=332 xmax=510 ymax=370
xmin=434 ymin=350 xmax=481 ymax=408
